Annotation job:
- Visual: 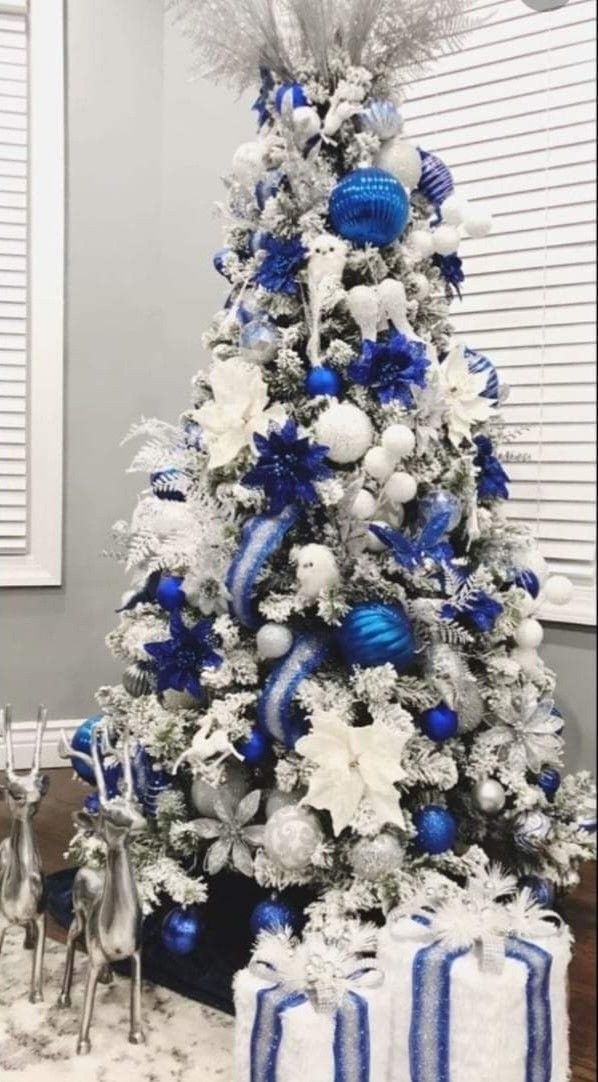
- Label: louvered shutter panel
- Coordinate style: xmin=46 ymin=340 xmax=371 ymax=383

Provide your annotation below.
xmin=0 ymin=2 xmax=27 ymax=555
xmin=404 ymin=0 xmax=596 ymax=624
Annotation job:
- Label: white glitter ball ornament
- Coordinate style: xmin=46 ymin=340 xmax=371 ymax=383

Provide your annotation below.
xmin=385 ymin=471 xmax=417 ymax=505
xmin=441 ymin=193 xmax=470 ymax=226
xmin=377 ymin=138 xmax=422 ymax=190
xmin=543 ymin=575 xmax=573 ymax=606
xmin=463 ymin=207 xmax=493 ymax=238
xmin=256 ymin=623 xmax=294 ymax=660
xmin=381 ymin=424 xmax=415 ymax=461
xmin=514 ymin=618 xmax=544 ymax=650
xmin=364 ymin=446 xmax=395 ymax=481
xmin=315 ymin=402 xmax=373 ymax=464
xmin=350 ymin=834 xmax=404 ymax=881
xmin=263 ymin=805 xmax=324 ymax=871
xmin=432 ymin=224 xmax=460 ymax=256
xmin=473 ymin=778 xmax=506 ymax=815
xmin=232 ymin=140 xmax=266 ymax=186
xmin=350 ymin=489 xmax=377 ymax=520
xmin=409 ymin=230 xmax=435 ymax=260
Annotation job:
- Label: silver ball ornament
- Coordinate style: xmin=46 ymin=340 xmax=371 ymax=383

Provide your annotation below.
xmin=315 ymin=402 xmax=373 ymax=464
xmin=122 ymin=662 xmax=154 ymax=698
xmin=350 ymin=834 xmax=404 ymax=881
xmin=239 ymin=319 xmax=278 ymax=365
xmin=256 ymin=623 xmax=294 ymax=660
xmin=473 ymin=778 xmax=507 ymax=815
xmin=263 ymin=805 xmax=324 ymax=871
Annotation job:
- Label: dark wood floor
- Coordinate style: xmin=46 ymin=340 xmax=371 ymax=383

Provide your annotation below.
xmin=2 ymin=769 xmax=595 ymax=1077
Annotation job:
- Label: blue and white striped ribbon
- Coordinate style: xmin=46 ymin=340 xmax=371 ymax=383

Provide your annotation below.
xmin=226 ymin=506 xmax=300 ymax=630
xmin=257 ymin=632 xmax=331 ymax=747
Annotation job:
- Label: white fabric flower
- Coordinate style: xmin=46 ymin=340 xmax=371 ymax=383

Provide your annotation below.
xmin=195 ymin=358 xmax=286 ymax=469
xmin=437 ymin=344 xmax=494 ymax=446
xmin=295 ymin=711 xmax=410 ymax=835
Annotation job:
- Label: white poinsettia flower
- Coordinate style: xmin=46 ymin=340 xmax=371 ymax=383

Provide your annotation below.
xmin=437 ymin=344 xmax=494 ymax=447
xmin=493 ymin=686 xmax=563 ymax=773
xmin=295 ymin=711 xmax=410 ymax=836
xmin=195 ymin=358 xmax=286 ymax=469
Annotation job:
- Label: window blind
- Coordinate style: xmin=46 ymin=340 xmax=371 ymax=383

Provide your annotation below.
xmin=403 ymin=0 xmax=596 ymax=624
xmin=0 ymin=2 xmax=27 ymax=556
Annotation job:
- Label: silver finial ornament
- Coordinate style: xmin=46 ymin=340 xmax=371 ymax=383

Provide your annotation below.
xmin=0 ymin=704 xmax=49 ymax=1003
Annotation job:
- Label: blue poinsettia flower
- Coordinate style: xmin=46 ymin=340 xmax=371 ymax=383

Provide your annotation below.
xmin=242 ymin=418 xmax=332 ymax=514
xmin=433 ymin=253 xmax=465 ymax=299
xmin=144 ymin=611 xmax=222 ymax=699
xmin=474 ymin=435 xmax=510 ymax=501
xmin=253 ymin=67 xmax=274 ymax=128
xmin=442 ymin=589 xmax=503 ymax=634
xmin=369 ymin=511 xmax=454 ymax=571
xmin=253 ymin=234 xmax=307 ymax=296
xmin=349 ymin=332 xmax=429 ymax=406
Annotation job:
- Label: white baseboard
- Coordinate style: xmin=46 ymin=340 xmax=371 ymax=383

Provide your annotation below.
xmin=1 ymin=719 xmax=80 ymax=771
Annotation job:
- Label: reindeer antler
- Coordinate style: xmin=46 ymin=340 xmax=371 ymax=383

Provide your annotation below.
xmin=1 ymin=703 xmax=16 ymax=780
xmin=31 ymin=705 xmax=48 ymax=776
xmin=100 ymin=725 xmax=135 ymax=803
xmin=58 ymin=724 xmax=108 ymax=803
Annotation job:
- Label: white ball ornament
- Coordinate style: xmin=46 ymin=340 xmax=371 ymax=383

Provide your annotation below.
xmin=263 ymin=805 xmax=324 ymax=872
xmin=296 ymin=543 xmax=341 ymax=599
xmin=409 ymin=230 xmax=435 ymax=260
xmin=511 ymin=646 xmax=540 ymax=676
xmin=441 ymin=193 xmax=470 ymax=226
xmin=543 ymin=575 xmax=573 ymax=607
xmin=432 ymin=224 xmax=460 ymax=256
xmin=381 ymin=424 xmax=415 ymax=461
xmin=256 ymin=623 xmax=294 ymax=660
xmin=473 ymin=778 xmax=506 ymax=815
xmin=350 ymin=489 xmax=378 ymax=520
xmin=315 ymin=402 xmax=373 ymax=464
xmin=463 ymin=207 xmax=493 ymax=238
xmin=364 ymin=446 xmax=395 ymax=481
xmin=514 ymin=618 xmax=544 ymax=650
xmin=385 ymin=471 xmax=418 ymax=506
xmin=232 ymin=140 xmax=266 ymax=186
xmin=377 ymin=138 xmax=422 ymax=190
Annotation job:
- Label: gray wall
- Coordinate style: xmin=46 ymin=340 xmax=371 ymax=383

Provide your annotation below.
xmin=0 ymin=2 xmax=595 ymax=775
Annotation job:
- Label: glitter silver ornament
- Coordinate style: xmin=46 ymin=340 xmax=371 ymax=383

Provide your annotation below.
xmin=513 ymin=809 xmax=552 ymax=854
xmin=191 ymin=760 xmax=251 ymax=815
xmin=263 ymin=805 xmax=323 ymax=871
xmin=473 ymin=778 xmax=506 ymax=815
xmin=122 ymin=662 xmax=154 ymax=698
xmin=265 ymin=788 xmax=301 ymax=819
xmin=350 ymin=834 xmax=404 ymax=881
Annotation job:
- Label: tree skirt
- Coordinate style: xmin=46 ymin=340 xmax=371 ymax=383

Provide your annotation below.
xmin=0 ymin=932 xmax=234 ymax=1080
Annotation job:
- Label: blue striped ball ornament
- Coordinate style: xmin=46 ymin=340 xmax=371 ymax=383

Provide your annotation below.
xmin=338 ymin=602 xmax=416 ymax=671
xmin=511 ymin=569 xmax=541 ymax=599
xmin=417 ymin=149 xmax=454 ymax=206
xmin=464 ymin=347 xmax=499 ymax=400
xmin=329 ymin=168 xmax=410 ymax=248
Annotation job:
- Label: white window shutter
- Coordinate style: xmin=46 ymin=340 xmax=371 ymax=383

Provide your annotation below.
xmin=404 ymin=0 xmax=596 ymax=625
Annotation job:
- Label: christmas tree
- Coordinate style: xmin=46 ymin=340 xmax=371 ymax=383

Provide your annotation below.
xmin=67 ymin=0 xmax=595 ymax=958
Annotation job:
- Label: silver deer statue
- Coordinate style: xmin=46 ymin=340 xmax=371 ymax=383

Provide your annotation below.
xmin=0 ymin=704 xmax=49 ymax=1003
xmin=57 ymin=724 xmax=147 ymax=1055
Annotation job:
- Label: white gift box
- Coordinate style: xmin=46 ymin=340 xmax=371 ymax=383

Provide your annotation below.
xmin=378 ymin=907 xmax=572 ymax=1082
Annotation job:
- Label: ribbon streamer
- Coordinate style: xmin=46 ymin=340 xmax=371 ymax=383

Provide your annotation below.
xmin=257 ymin=632 xmax=331 ymax=746
xmin=226 ymin=505 xmax=300 ymax=629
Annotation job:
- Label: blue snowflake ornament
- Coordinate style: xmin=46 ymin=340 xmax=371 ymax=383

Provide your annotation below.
xmin=242 ymin=418 xmax=332 ymax=515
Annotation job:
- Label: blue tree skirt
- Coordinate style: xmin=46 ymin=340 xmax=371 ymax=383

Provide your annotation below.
xmin=45 ymin=869 xmax=312 ymax=1016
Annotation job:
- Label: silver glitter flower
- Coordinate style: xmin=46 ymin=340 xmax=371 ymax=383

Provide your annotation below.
xmin=493 ymin=687 xmax=563 ymax=773
xmin=192 ymin=789 xmax=265 ymax=876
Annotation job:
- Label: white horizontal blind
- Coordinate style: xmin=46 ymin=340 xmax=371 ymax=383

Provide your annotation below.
xmin=404 ymin=0 xmax=596 ymax=624
xmin=0 ymin=2 xmax=27 ymax=556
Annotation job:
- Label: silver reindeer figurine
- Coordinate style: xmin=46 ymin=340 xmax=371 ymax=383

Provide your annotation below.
xmin=57 ymin=724 xmax=147 ymax=1055
xmin=0 ymin=704 xmax=49 ymax=1003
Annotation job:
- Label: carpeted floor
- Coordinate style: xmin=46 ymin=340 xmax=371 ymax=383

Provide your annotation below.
xmin=0 ymin=932 xmax=234 ymax=1080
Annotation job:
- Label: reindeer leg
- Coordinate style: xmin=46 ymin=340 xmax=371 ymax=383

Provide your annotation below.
xmin=24 ymin=921 xmax=36 ymax=950
xmin=76 ymin=961 xmax=101 ymax=1056
xmin=98 ymin=963 xmax=113 ymax=985
xmin=128 ymin=949 xmax=145 ymax=1045
xmin=0 ymin=915 xmax=8 ymax=955
xmin=57 ymin=911 xmax=83 ymax=1009
xmin=29 ymin=912 xmax=46 ymax=1003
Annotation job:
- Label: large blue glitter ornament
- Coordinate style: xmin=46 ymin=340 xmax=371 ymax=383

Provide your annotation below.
xmin=275 ymin=82 xmax=308 ymax=113
xmin=519 ymin=876 xmax=556 ymax=908
xmin=250 ymin=897 xmax=301 ymax=937
xmin=419 ymin=703 xmax=459 ymax=742
xmin=413 ymin=805 xmax=457 ymax=854
xmin=161 ymin=905 xmax=204 ymax=956
xmin=464 ymin=347 xmax=499 ymax=400
xmin=417 ymin=149 xmax=454 ymax=206
xmin=537 ymin=767 xmax=561 ymax=800
xmin=329 ymin=168 xmax=409 ymax=248
xmin=68 ymin=714 xmax=104 ymax=785
xmin=236 ymin=727 xmax=271 ymax=766
xmin=305 ymin=365 xmax=343 ymax=398
xmin=418 ymin=490 xmax=462 ymax=532
xmin=150 ymin=468 xmax=187 ymax=502
xmin=156 ymin=574 xmax=185 ymax=613
xmin=338 ymin=602 xmax=416 ymax=672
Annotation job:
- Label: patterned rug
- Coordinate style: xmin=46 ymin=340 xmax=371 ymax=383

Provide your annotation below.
xmin=0 ymin=931 xmax=234 ymax=1080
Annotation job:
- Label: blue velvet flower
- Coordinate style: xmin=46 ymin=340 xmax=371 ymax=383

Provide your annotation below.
xmin=349 ymin=332 xmax=429 ymax=406
xmin=370 ymin=512 xmax=454 ymax=571
xmin=144 ymin=611 xmax=222 ymax=699
xmin=433 ymin=253 xmax=465 ymax=299
xmin=242 ymin=418 xmax=332 ymax=514
xmin=253 ymin=67 xmax=274 ymax=128
xmin=253 ymin=234 xmax=306 ymax=296
xmin=474 ymin=435 xmax=510 ymax=501
xmin=442 ymin=590 xmax=503 ymax=634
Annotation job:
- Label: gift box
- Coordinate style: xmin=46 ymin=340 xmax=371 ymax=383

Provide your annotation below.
xmin=378 ymin=886 xmax=572 ymax=1082
xmin=233 ymin=927 xmax=391 ymax=1081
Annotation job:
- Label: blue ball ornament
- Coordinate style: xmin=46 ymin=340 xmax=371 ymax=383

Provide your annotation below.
xmin=329 ymin=168 xmax=410 ymax=248
xmin=537 ymin=767 xmax=561 ymax=800
xmin=250 ymin=897 xmax=301 ymax=937
xmin=69 ymin=715 xmax=104 ymax=785
xmin=418 ymin=490 xmax=462 ymax=532
xmin=236 ymin=727 xmax=271 ymax=766
xmin=213 ymin=247 xmax=233 ymax=278
xmin=150 ymin=468 xmax=187 ymax=502
xmin=156 ymin=574 xmax=186 ymax=613
xmin=463 ymin=347 xmax=499 ymax=400
xmin=414 ymin=805 xmax=457 ymax=854
xmin=417 ymin=149 xmax=454 ymax=206
xmin=519 ymin=876 xmax=556 ymax=908
xmin=511 ymin=569 xmax=540 ymax=599
xmin=419 ymin=702 xmax=459 ymax=742
xmin=275 ymin=83 xmax=309 ymax=113
xmin=305 ymin=365 xmax=343 ymax=398
xmin=161 ymin=905 xmax=204 ymax=956
xmin=338 ymin=602 xmax=416 ymax=672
